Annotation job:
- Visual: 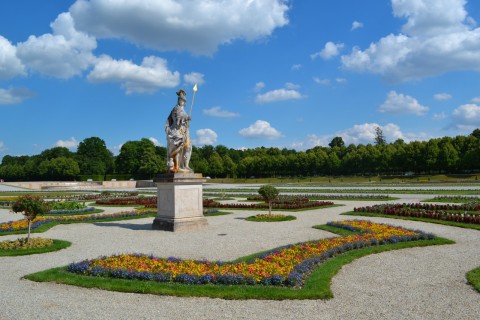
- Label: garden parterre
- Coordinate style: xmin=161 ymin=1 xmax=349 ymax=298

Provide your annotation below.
xmin=0 ymin=209 xmax=156 ymax=234
xmin=354 ymin=203 xmax=480 ymax=225
xmin=66 ymin=220 xmax=434 ymax=287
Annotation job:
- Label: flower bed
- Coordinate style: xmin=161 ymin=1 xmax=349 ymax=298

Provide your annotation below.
xmin=424 ymin=195 xmax=480 ymax=204
xmin=0 ymin=237 xmax=53 ymax=250
xmin=45 ymin=192 xmax=139 ymax=202
xmin=354 ymin=203 xmax=480 ymax=225
xmin=203 ymin=198 xmax=334 ymax=210
xmin=245 ymin=194 xmax=392 ymax=201
xmin=66 ymin=220 xmax=433 ymax=287
xmin=95 ymin=196 xmax=156 ymax=207
xmin=0 ymin=209 xmax=156 ymax=234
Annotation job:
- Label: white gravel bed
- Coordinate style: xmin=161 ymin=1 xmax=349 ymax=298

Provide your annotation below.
xmin=0 ymin=200 xmax=479 ymax=320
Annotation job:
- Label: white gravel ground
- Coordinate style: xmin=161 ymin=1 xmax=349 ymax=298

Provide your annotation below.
xmin=0 ymin=196 xmax=479 ymax=320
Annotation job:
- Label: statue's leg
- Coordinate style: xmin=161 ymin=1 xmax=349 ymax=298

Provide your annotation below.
xmin=174 ymin=153 xmax=180 ymax=172
xmin=184 ymin=144 xmax=193 ymax=171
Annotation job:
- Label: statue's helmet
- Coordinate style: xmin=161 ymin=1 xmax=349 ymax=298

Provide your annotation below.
xmin=176 ymin=89 xmax=187 ymax=102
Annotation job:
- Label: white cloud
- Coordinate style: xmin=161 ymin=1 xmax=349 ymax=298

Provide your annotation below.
xmin=70 ymin=0 xmax=289 ymax=55
xmin=183 ymin=72 xmax=205 ymax=85
xmin=239 ymin=120 xmax=282 ymax=139
xmin=0 ymin=141 xmax=6 ymax=152
xmin=379 ymin=91 xmax=429 ymax=116
xmin=434 ymin=93 xmax=452 ymax=101
xmin=291 ymin=64 xmax=302 ymax=71
xmin=313 ymin=77 xmax=330 ymax=85
xmin=0 ymin=36 xmax=26 ymax=79
xmin=351 ymin=21 xmax=364 ymax=30
xmin=451 ymin=103 xmax=480 ymax=130
xmin=285 ymin=82 xmax=300 ymax=90
xmin=194 ymin=128 xmax=218 ymax=145
xmin=336 ymin=78 xmax=347 ymax=84
xmin=293 ymin=123 xmax=429 ymax=150
xmin=254 ymin=82 xmax=265 ymax=92
xmin=0 ymin=87 xmax=35 ymax=105
xmin=339 ymin=123 xmax=407 ymax=145
xmin=149 ymin=137 xmax=161 ymax=146
xmin=87 ymin=55 xmax=180 ymax=94
xmin=341 ymin=0 xmax=480 ymax=82
xmin=311 ymin=41 xmax=344 ymax=60
xmin=203 ymin=106 xmax=239 ymax=118
xmin=16 ymin=13 xmax=96 ymax=79
xmin=433 ymin=112 xmax=447 ymax=120
xmin=55 ymin=137 xmax=79 ymax=149
xmin=255 ymin=88 xmax=305 ymax=104
xmin=471 ymin=97 xmax=480 ymax=103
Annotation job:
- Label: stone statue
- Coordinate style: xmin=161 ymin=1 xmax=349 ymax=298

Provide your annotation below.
xmin=165 ymin=89 xmax=193 ymax=173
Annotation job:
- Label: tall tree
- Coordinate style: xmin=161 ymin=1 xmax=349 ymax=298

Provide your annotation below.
xmin=77 ymin=137 xmax=114 ymax=175
xmin=374 ymin=126 xmax=387 ymax=146
xmin=207 ymin=152 xmax=224 ymax=178
xmin=40 ymin=147 xmax=74 ymax=160
xmin=222 ymin=155 xmax=237 ymax=178
xmin=138 ymin=147 xmax=164 ymax=175
xmin=438 ymin=139 xmax=459 ymax=172
xmin=116 ymin=138 xmax=159 ymax=174
xmin=38 ymin=157 xmax=80 ymax=180
xmin=471 ymin=128 xmax=480 ymax=139
xmin=329 ymin=136 xmax=345 ymax=149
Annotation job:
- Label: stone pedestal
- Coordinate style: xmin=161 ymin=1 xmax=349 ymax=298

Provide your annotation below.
xmin=152 ymin=173 xmax=208 ymax=232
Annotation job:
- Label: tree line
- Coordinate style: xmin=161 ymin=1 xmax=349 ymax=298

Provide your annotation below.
xmin=0 ymin=129 xmax=479 ymax=181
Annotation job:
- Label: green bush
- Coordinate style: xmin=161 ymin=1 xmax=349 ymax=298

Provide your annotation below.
xmin=50 ymin=201 xmax=85 ymax=210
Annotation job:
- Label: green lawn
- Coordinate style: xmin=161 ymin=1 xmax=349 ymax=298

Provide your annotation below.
xmin=467 ymin=266 xmax=480 ymax=293
xmin=0 ymin=239 xmax=71 ymax=256
xmin=245 ymin=214 xmax=296 ymax=222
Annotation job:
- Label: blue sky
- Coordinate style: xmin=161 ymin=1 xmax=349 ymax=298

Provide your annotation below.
xmin=1 ymin=0 xmax=480 ymax=158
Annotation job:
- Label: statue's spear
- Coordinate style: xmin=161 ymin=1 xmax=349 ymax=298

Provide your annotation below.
xmin=189 ymin=84 xmax=198 ymax=117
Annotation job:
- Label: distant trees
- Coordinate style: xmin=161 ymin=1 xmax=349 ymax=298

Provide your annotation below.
xmin=77 ymin=137 xmax=114 ymax=176
xmin=116 ymin=138 xmax=165 ymax=175
xmin=0 ymin=129 xmax=479 ymax=181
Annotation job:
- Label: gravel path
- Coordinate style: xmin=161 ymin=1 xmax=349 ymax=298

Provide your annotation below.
xmin=0 ymin=197 xmax=479 ymax=319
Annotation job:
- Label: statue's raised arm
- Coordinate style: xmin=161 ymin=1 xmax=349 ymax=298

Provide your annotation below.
xmin=165 ymin=89 xmax=193 ymax=173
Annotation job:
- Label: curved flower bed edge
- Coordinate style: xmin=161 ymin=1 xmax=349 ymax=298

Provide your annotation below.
xmin=66 ymin=220 xmax=435 ymax=287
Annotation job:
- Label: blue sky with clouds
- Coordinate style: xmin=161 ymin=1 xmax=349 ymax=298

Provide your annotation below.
xmin=1 ymin=0 xmax=480 ymax=158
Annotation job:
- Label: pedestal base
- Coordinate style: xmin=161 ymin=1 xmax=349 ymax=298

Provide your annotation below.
xmin=152 ymin=173 xmax=208 ymax=232
xmin=152 ymin=216 xmax=208 ymax=232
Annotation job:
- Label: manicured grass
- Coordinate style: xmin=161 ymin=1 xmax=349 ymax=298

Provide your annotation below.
xmin=44 ymin=208 xmax=104 ymax=216
xmin=210 ymin=194 xmax=399 ymax=202
xmin=245 ymin=214 xmax=296 ymax=222
xmin=88 ymin=203 xmax=142 ymax=208
xmin=467 ymin=266 xmax=480 ymax=293
xmin=422 ymin=197 xmax=480 ymax=203
xmin=0 ymin=239 xmax=71 ymax=256
xmin=205 ymin=204 xmax=342 ymax=212
xmin=341 ymin=211 xmax=480 ymax=230
xmin=313 ymin=224 xmax=358 ymax=236
xmin=205 ymin=188 xmax=480 ymax=195
xmin=204 ymin=211 xmax=233 ymax=217
xmin=24 ymin=236 xmax=453 ymax=300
